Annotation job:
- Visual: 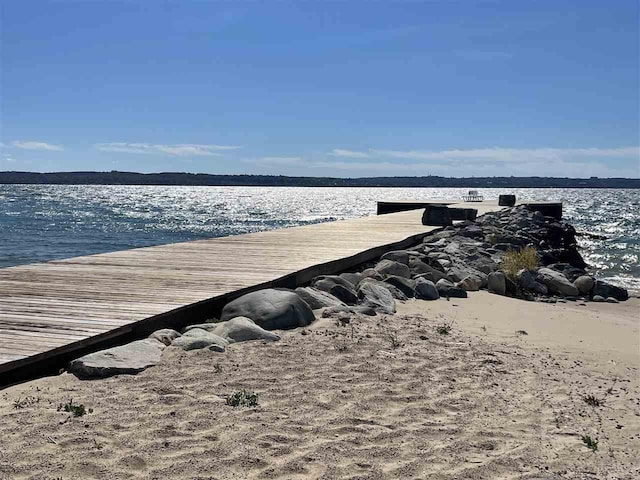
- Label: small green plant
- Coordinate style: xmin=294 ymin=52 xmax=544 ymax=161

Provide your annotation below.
xmin=500 ymin=246 xmax=538 ymax=281
xmin=13 ymin=396 xmax=39 ymax=409
xmin=226 ymin=389 xmax=258 ymax=407
xmin=58 ymin=399 xmax=86 ymax=417
xmin=583 ymin=395 xmax=603 ymax=407
xmin=436 ymin=324 xmax=452 ymax=336
xmin=387 ymin=331 xmax=403 ymax=349
xmin=581 ymin=435 xmax=598 ymax=452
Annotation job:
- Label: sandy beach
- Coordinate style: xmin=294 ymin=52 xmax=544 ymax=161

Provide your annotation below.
xmin=1 ymin=293 xmax=638 ymax=479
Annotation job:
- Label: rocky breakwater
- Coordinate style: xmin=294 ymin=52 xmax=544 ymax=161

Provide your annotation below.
xmin=67 ymin=205 xmax=629 ymax=380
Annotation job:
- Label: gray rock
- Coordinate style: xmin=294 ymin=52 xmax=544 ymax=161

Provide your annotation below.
xmin=171 ymin=328 xmax=229 ymax=351
xmin=148 ymin=328 xmax=181 ymax=346
xmin=573 ymin=276 xmax=595 ymax=295
xmin=592 ymin=280 xmax=628 ymax=301
xmin=517 ymin=269 xmax=548 ymax=295
xmin=220 ymin=288 xmax=315 ymax=330
xmin=357 ymin=281 xmax=396 ymax=314
xmin=447 ymin=265 xmax=488 ymax=288
xmin=487 ymin=271 xmax=506 ymax=295
xmin=592 ymin=295 xmax=605 ymax=302
xmin=312 ymin=275 xmax=357 ymax=292
xmin=183 ymin=323 xmax=219 ymax=333
xmin=383 ymin=275 xmax=416 ymax=298
xmin=435 ymin=279 xmax=468 ymax=298
xmin=360 ymin=278 xmax=407 ymax=301
xmin=329 ymin=284 xmax=358 ymax=305
xmin=456 ymin=275 xmax=482 ymax=291
xmin=380 ymin=250 xmax=410 ymax=265
xmin=410 ymin=259 xmax=451 ymax=283
xmin=537 ymin=268 xmax=579 ymax=296
xmin=339 ymin=272 xmax=365 ymax=288
xmin=360 ymin=268 xmax=383 ymax=280
xmin=212 ymin=316 xmax=281 ymax=343
xmin=414 ymin=277 xmax=439 ymax=300
xmin=295 ymin=287 xmax=347 ymax=310
xmin=68 ymin=339 xmax=165 ymax=379
xmin=374 ymin=259 xmax=411 ymax=279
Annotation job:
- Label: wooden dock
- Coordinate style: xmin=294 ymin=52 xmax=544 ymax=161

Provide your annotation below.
xmin=0 ymin=201 xmax=504 ymax=386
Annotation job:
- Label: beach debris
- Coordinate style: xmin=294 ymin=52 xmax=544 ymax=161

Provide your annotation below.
xmin=221 ymin=288 xmax=315 ymax=330
xmin=68 ymin=338 xmax=165 ymax=379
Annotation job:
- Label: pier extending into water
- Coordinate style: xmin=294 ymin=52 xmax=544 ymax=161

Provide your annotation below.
xmin=0 ymin=200 xmax=537 ymax=386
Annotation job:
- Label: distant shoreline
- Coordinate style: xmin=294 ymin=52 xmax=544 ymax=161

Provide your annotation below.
xmin=1 ymin=171 xmax=639 ymax=188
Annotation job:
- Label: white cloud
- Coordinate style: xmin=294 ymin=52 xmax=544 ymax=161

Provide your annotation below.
xmin=370 ymin=146 xmax=640 ymax=163
xmin=254 ymin=147 xmax=639 ymax=178
xmin=328 ymin=148 xmax=371 ymax=159
xmin=95 ymin=142 xmax=240 ymax=156
xmin=12 ymin=141 xmax=64 ymax=151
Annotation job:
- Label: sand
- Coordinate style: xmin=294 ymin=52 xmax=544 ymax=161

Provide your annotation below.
xmin=1 ymin=294 xmax=638 ymax=479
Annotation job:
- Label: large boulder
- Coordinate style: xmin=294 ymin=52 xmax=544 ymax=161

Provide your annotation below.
xmin=361 ymin=278 xmax=407 ymax=301
xmin=374 ymin=259 xmax=411 ymax=279
xmin=220 ymin=289 xmax=315 ymax=330
xmin=415 ymin=278 xmax=440 ymax=300
xmin=380 ymin=250 xmax=411 ymax=265
xmin=383 ymin=275 xmax=416 ymax=298
xmin=171 ymin=328 xmax=229 ymax=351
xmin=311 ymin=276 xmax=358 ymax=305
xmin=536 ymin=268 xmax=579 ymax=296
xmin=212 ymin=317 xmax=281 ymax=343
xmin=410 ymin=259 xmax=451 ymax=282
xmin=357 ymin=281 xmax=396 ymax=314
xmin=517 ymin=269 xmax=547 ymax=295
xmin=456 ymin=275 xmax=482 ymax=291
xmin=592 ymin=280 xmax=629 ymax=301
xmin=328 ymin=284 xmax=358 ymax=305
xmin=339 ymin=272 xmax=365 ymax=288
xmin=573 ymin=275 xmax=595 ymax=295
xmin=435 ymin=279 xmax=467 ymax=298
xmin=312 ymin=275 xmax=357 ymax=292
xmin=68 ymin=339 xmax=165 ymax=379
xmin=295 ymin=287 xmax=347 ymax=310
xmin=487 ymin=271 xmax=506 ymax=296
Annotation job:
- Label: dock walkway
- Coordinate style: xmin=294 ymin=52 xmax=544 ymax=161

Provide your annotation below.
xmin=0 ymin=201 xmax=502 ymax=385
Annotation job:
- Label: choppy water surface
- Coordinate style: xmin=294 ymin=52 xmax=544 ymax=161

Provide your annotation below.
xmin=1 ymin=185 xmax=638 ymax=292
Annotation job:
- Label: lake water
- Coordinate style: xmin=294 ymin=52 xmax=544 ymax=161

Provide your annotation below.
xmin=1 ymin=185 xmax=638 ymax=292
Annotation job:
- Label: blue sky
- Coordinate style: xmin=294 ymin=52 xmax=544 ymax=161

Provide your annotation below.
xmin=1 ymin=0 xmax=638 ymax=177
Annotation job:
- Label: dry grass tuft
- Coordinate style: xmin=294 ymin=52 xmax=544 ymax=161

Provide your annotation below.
xmin=500 ymin=246 xmax=538 ymax=280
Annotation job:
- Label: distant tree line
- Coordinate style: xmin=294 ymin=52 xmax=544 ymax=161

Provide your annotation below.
xmin=0 ymin=171 xmax=638 ymax=188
